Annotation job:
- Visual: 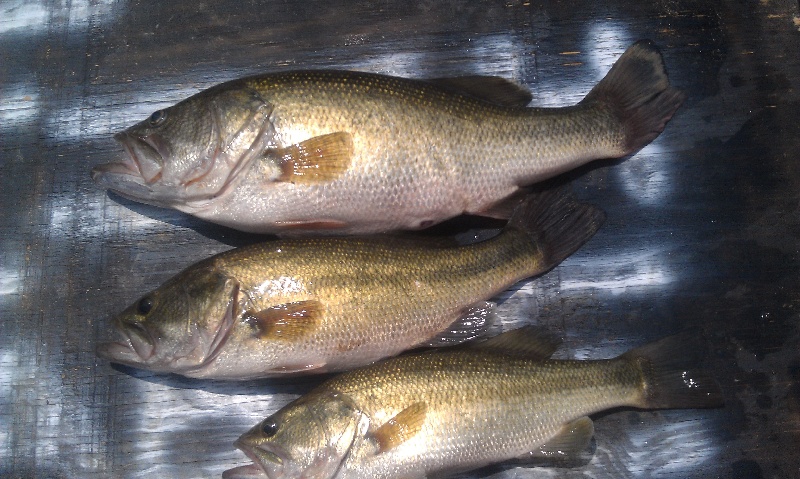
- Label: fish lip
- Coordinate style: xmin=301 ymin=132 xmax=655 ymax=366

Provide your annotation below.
xmin=95 ymin=319 xmax=157 ymax=367
xmin=230 ymin=439 xmax=287 ymax=479
xmin=139 ymin=133 xmax=171 ymax=166
xmin=91 ymin=133 xmax=154 ymax=199
xmin=119 ymin=131 xmax=165 ymax=184
xmin=95 ymin=339 xmax=143 ymax=365
xmin=91 ymin=134 xmax=141 ymax=181
xmin=92 ymin=131 xmax=163 ymax=185
xmin=221 ymin=463 xmax=270 ymax=479
xmin=118 ymin=132 xmax=147 ymax=174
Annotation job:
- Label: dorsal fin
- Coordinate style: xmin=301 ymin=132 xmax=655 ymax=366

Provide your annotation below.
xmin=470 ymin=326 xmax=561 ymax=360
xmin=427 ymin=76 xmax=533 ymax=107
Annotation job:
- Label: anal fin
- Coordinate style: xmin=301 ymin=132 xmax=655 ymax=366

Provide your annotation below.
xmin=423 ymin=301 xmax=495 ymax=347
xmin=528 ymin=416 xmax=594 ymax=460
xmin=474 ymin=188 xmax=530 ymax=220
xmin=266 ymin=362 xmax=327 ymax=374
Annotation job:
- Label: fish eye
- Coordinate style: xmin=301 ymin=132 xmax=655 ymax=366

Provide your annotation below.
xmin=261 ymin=421 xmax=279 ymax=437
xmin=148 ymin=109 xmax=167 ymax=127
xmin=137 ymin=297 xmax=154 ymax=315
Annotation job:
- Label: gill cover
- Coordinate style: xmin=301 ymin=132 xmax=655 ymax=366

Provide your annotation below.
xmin=92 ymin=84 xmax=274 ymax=207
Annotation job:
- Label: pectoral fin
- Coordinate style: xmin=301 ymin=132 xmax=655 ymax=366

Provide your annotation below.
xmin=373 ymin=402 xmax=427 ymax=453
xmin=266 ymin=362 xmax=327 ymax=374
xmin=528 ymin=417 xmax=594 ymax=460
xmin=275 ymin=132 xmax=353 ymax=184
xmin=244 ymin=300 xmax=322 ymax=341
xmin=273 ymin=219 xmax=350 ymax=231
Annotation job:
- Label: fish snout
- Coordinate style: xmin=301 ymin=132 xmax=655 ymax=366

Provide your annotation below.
xmin=95 ymin=339 xmax=146 ymax=367
xmin=91 ymin=131 xmax=149 ymax=187
xmin=96 ymin=315 xmax=157 ymax=366
xmin=231 ymin=438 xmax=287 ymax=479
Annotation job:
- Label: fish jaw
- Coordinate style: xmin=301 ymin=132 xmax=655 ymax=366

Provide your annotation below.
xmin=225 ymin=439 xmax=289 ymax=479
xmin=95 ymin=337 xmax=152 ymax=367
xmin=95 ymin=315 xmax=157 ymax=367
xmin=116 ymin=130 xmax=167 ymax=184
xmin=91 ymin=131 xmax=177 ymax=207
xmin=226 ymin=440 xmax=344 ymax=479
xmin=222 ymin=464 xmax=270 ymax=479
xmin=94 ymin=84 xmax=276 ymax=213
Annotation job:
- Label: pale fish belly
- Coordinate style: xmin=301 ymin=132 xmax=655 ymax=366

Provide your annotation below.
xmin=193 ymin=142 xmax=515 ymax=235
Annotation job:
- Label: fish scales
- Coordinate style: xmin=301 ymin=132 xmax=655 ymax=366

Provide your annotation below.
xmin=221 ymin=72 xmax=614 ymax=225
xmin=225 ymin=331 xmax=723 ymax=479
xmin=93 ymin=40 xmax=682 ymax=234
xmin=97 ymin=188 xmax=604 ymax=378
xmin=201 ymin=234 xmax=542 ymax=377
xmin=321 ymin=352 xmax=643 ymax=476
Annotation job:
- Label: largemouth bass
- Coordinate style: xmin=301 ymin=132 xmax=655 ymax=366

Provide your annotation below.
xmin=224 ymin=328 xmax=723 ymax=479
xmin=96 ymin=189 xmax=603 ymax=379
xmin=92 ymin=40 xmax=682 ymax=235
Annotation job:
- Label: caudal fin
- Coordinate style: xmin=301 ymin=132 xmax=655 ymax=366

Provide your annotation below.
xmin=581 ymin=40 xmax=686 ymax=155
xmin=622 ymin=334 xmax=724 ymax=410
xmin=507 ymin=188 xmax=605 ymax=273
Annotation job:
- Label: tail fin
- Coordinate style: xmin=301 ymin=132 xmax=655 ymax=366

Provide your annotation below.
xmin=506 ymin=188 xmax=605 ymax=272
xmin=581 ymin=40 xmax=686 ymax=154
xmin=622 ymin=334 xmax=724 ymax=410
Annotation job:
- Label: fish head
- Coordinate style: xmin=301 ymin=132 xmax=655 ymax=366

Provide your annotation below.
xmin=225 ymin=393 xmax=364 ymax=479
xmin=96 ymin=265 xmax=240 ymax=374
xmin=92 ymin=84 xmax=275 ymax=209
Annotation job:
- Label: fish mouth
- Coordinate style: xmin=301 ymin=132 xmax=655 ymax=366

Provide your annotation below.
xmin=91 ymin=132 xmax=167 ymax=203
xmin=224 ymin=440 xmax=287 ymax=479
xmin=222 ymin=463 xmax=270 ymax=479
xmin=95 ymin=319 xmax=157 ymax=367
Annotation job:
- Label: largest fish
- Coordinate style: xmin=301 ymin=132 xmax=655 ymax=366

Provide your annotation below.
xmin=92 ymin=40 xmax=683 ymax=235
xmin=223 ymin=328 xmax=724 ymax=479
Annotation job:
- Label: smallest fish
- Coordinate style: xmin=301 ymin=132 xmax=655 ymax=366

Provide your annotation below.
xmin=224 ymin=328 xmax=723 ymax=479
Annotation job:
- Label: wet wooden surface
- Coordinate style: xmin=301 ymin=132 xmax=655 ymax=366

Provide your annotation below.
xmin=2 ymin=0 xmax=800 ymax=478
